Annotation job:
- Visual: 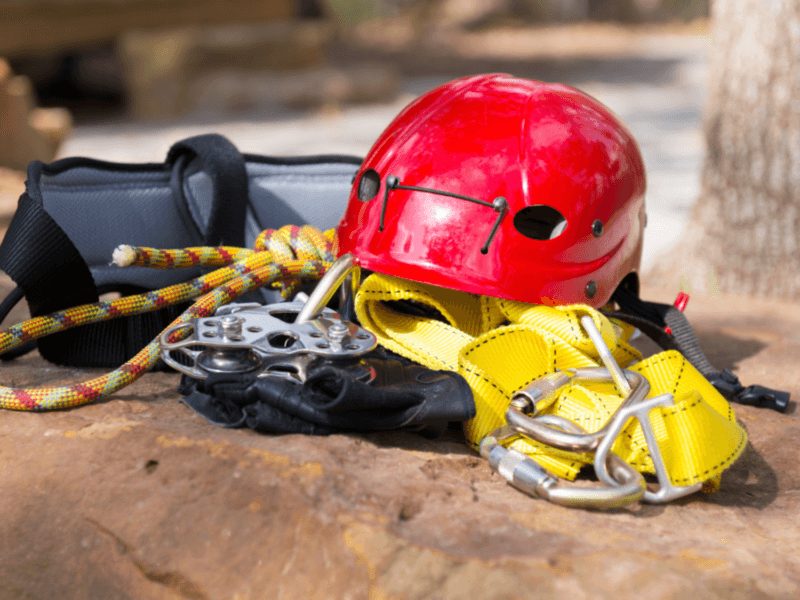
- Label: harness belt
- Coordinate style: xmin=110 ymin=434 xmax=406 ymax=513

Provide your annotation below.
xmin=0 ymin=134 xmax=360 ymax=368
xmin=354 ymin=272 xmax=748 ymax=489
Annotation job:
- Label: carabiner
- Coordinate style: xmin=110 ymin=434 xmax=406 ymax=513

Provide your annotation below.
xmin=479 ymin=423 xmax=645 ymax=510
xmin=506 ymin=314 xmax=648 ymax=453
xmin=506 ymin=368 xmax=649 ymax=453
xmin=295 ymin=253 xmax=360 ymax=324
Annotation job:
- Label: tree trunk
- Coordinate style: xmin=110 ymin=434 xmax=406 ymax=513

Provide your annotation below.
xmin=649 ymin=0 xmax=800 ymax=299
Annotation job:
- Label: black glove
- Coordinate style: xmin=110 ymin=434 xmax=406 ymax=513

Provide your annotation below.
xmin=179 ymin=350 xmax=475 ymax=438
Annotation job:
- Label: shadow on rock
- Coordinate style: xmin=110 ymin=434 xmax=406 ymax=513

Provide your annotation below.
xmin=694 ymin=329 xmax=767 ymax=372
xmin=702 ymin=442 xmax=778 ymax=509
xmin=359 ymin=422 xmax=477 ymax=457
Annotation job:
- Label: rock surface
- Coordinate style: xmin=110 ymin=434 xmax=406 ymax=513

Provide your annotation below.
xmin=1 ymin=282 xmax=799 ymax=600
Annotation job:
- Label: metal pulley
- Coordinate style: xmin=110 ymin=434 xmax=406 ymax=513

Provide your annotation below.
xmin=159 ymin=254 xmax=377 ymax=382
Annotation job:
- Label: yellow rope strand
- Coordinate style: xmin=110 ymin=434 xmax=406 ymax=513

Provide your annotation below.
xmin=0 ymin=225 xmax=335 ymax=411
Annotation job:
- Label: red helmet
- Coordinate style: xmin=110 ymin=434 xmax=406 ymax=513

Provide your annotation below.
xmin=337 ymin=74 xmax=646 ymax=308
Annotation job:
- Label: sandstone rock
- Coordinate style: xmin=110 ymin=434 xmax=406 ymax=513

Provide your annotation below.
xmin=0 ymin=283 xmax=798 ymax=599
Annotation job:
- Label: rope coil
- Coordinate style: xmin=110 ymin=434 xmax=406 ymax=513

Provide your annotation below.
xmin=0 ymin=225 xmax=336 ymax=411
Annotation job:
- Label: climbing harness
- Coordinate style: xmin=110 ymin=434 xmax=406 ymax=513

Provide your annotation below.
xmin=352 ymin=269 xmax=748 ymax=508
xmin=0 ymin=133 xmax=360 ymax=367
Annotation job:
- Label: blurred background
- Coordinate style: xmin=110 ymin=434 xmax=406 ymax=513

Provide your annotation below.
xmin=0 ymin=0 xmax=712 ymax=267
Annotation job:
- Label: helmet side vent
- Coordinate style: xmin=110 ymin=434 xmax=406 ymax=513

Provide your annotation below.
xmin=357 ymin=169 xmax=381 ymax=202
xmin=513 ymin=205 xmax=567 ymax=241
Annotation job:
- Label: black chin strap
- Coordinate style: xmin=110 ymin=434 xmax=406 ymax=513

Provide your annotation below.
xmin=606 ymin=286 xmax=790 ymax=413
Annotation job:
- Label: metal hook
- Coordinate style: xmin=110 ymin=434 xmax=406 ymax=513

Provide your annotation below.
xmin=592 ymin=393 xmax=703 ymax=503
xmin=295 ymin=253 xmax=360 ymax=324
xmin=580 ymin=315 xmax=631 ymax=396
xmin=479 ymin=423 xmax=645 ymax=510
xmin=507 ymin=368 xmax=649 ymax=453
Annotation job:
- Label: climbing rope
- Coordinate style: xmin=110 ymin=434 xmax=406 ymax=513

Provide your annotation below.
xmin=0 ymin=225 xmax=336 ymax=411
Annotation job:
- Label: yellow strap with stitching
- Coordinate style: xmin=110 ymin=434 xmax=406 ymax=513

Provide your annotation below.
xmin=355 ymin=272 xmax=747 ymax=490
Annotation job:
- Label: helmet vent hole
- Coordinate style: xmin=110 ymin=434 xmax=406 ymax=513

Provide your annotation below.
xmin=513 ymin=205 xmax=567 ymax=241
xmin=357 ymin=169 xmax=381 ymax=202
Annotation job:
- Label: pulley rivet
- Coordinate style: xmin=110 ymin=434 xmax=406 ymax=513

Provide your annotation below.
xmin=327 ymin=321 xmax=349 ymax=342
xmin=592 ymin=220 xmax=604 ymax=237
xmin=586 ymin=281 xmax=598 ymax=299
xmin=219 ymin=315 xmax=243 ymax=336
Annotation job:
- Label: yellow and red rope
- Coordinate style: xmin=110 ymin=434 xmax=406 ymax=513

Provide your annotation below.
xmin=0 ymin=225 xmax=336 ymax=411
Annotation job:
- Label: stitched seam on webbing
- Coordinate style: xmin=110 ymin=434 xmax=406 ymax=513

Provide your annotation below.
xmin=673 ymin=430 xmax=746 ymax=483
xmin=636 ymin=353 xmax=677 ymax=369
xmin=660 ymin=396 xmax=703 ymax=417
xmin=515 ymin=368 xmax=552 ymax=392
xmin=460 ymin=365 xmax=510 ymax=399
xmin=611 ymin=399 xmax=746 ymax=483
xmin=615 ymin=343 xmax=640 ymax=363
xmin=360 ymin=288 xmax=431 ymax=299
xmin=497 ymin=299 xmax=517 ymax=322
xmin=461 ymin=327 xmax=550 ymax=363
xmin=462 ymin=328 xmax=519 ymax=358
xmin=670 ymin=355 xmax=687 ymax=395
xmin=566 ymin=311 xmax=580 ymax=344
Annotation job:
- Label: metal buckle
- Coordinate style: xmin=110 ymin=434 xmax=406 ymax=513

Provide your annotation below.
xmin=159 ymin=254 xmax=376 ymax=382
xmin=479 ymin=423 xmax=645 ymax=510
xmin=592 ymin=393 xmax=703 ymax=503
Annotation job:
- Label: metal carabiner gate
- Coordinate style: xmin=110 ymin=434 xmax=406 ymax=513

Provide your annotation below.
xmin=480 ymin=312 xmax=703 ymax=506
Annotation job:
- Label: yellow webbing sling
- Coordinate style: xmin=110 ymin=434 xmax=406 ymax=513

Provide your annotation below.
xmin=355 ymin=272 xmax=747 ymax=490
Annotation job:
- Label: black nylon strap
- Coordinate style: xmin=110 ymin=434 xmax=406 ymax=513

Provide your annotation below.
xmin=0 ymin=190 xmax=102 ymax=364
xmin=609 ymin=287 xmax=789 ymax=412
xmin=0 ymin=191 xmax=98 ymax=316
xmin=0 ymin=190 xmax=192 ymax=367
xmin=167 ymin=134 xmax=249 ymax=247
xmin=0 ymin=135 xmax=248 ymax=367
xmin=611 ymin=287 xmax=717 ymax=376
xmin=0 ymin=286 xmax=37 ymax=360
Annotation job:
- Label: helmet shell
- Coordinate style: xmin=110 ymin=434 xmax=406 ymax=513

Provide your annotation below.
xmin=337 ymin=74 xmax=646 ymax=307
